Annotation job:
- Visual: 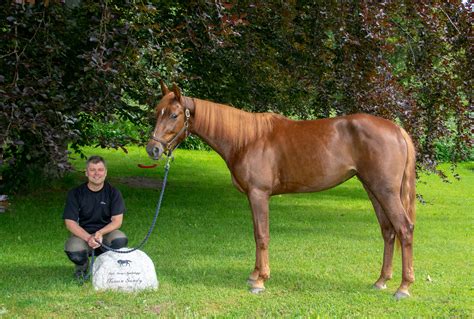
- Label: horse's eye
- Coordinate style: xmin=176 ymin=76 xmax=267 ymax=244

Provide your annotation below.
xmin=170 ymin=113 xmax=178 ymax=119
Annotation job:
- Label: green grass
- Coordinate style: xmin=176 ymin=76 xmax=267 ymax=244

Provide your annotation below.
xmin=1 ymin=146 xmax=473 ymax=318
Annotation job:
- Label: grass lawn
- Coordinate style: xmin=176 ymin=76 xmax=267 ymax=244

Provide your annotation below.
xmin=0 ymin=146 xmax=472 ymax=318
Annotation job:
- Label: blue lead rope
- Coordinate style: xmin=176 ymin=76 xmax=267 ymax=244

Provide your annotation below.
xmin=79 ymin=155 xmax=172 ymax=285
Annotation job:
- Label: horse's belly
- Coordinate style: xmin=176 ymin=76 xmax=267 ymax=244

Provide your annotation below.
xmin=275 ymin=164 xmax=356 ymax=195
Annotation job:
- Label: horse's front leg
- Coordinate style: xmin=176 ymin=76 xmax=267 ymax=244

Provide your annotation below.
xmin=246 ymin=189 xmax=270 ymax=294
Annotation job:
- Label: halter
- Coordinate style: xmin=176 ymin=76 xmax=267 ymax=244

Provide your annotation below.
xmin=151 ymin=99 xmax=193 ymax=155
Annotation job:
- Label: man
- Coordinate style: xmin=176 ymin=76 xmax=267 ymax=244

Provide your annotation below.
xmin=63 ymin=155 xmax=128 ymax=278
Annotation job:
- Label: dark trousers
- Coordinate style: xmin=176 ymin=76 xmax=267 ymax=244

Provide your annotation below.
xmin=64 ymin=230 xmax=128 ymax=267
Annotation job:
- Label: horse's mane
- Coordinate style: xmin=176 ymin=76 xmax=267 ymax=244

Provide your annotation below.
xmin=194 ymin=99 xmax=278 ymax=149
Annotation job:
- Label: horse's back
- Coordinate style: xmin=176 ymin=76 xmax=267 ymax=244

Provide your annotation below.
xmin=276 ymin=113 xmax=406 ymax=157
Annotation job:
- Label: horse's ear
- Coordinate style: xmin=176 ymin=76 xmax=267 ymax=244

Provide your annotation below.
xmin=172 ymin=83 xmax=182 ymax=101
xmin=160 ymin=80 xmax=170 ymax=96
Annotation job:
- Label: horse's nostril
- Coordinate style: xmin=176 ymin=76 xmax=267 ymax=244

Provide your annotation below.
xmin=152 ymin=147 xmax=160 ymax=158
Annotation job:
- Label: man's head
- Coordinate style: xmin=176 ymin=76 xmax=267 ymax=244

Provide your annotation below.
xmin=85 ymin=156 xmax=107 ymax=187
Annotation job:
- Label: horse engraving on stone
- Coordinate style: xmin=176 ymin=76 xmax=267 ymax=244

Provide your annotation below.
xmin=117 ymin=259 xmax=132 ymax=267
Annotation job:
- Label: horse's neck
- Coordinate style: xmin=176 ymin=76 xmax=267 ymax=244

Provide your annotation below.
xmin=190 ymin=99 xmax=275 ymax=161
xmin=190 ymin=99 xmax=237 ymax=160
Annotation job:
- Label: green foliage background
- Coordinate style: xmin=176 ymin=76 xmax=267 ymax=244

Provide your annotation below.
xmin=0 ymin=1 xmax=472 ymax=192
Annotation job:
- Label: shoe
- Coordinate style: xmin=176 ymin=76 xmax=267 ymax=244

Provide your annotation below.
xmin=73 ymin=260 xmax=89 ymax=280
xmin=74 ymin=268 xmax=86 ymax=280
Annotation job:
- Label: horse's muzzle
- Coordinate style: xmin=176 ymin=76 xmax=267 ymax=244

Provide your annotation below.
xmin=146 ymin=141 xmax=164 ymax=160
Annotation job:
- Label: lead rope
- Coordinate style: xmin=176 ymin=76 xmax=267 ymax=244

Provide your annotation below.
xmin=79 ymin=155 xmax=173 ymax=285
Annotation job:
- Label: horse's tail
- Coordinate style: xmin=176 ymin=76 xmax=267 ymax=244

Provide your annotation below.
xmin=400 ymin=128 xmax=416 ymax=226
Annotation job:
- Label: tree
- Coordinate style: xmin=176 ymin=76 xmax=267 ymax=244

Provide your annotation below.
xmin=1 ymin=1 xmax=166 ymax=191
xmin=184 ymin=1 xmax=472 ymax=176
xmin=1 ymin=1 xmax=471 ymax=193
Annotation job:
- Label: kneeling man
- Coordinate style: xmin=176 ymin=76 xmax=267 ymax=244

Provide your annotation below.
xmin=63 ymin=155 xmax=128 ymax=278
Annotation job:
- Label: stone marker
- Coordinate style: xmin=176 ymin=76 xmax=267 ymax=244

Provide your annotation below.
xmin=92 ymin=248 xmax=158 ymax=292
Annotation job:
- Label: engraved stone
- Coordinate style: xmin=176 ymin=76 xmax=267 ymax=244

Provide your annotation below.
xmin=92 ymin=248 xmax=158 ymax=292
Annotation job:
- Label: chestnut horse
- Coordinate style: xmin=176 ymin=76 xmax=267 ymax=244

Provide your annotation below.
xmin=146 ymin=82 xmax=416 ymax=299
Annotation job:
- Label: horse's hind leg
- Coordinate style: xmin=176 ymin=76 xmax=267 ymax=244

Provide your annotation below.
xmin=371 ymin=188 xmax=415 ymax=299
xmin=362 ymin=183 xmax=396 ymax=290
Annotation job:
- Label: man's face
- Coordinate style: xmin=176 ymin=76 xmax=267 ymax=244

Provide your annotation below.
xmin=86 ymin=162 xmax=107 ymax=186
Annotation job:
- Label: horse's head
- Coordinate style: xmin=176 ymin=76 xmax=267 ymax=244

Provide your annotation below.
xmin=146 ymin=81 xmax=194 ymax=160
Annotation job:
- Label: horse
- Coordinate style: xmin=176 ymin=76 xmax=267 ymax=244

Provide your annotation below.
xmin=117 ymin=259 xmax=132 ymax=267
xmin=146 ymin=82 xmax=416 ymax=299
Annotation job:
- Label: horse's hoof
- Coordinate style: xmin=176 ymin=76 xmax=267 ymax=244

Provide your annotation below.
xmin=393 ymin=291 xmax=410 ymax=300
xmin=373 ymin=283 xmax=387 ymax=290
xmin=250 ymin=287 xmax=265 ymax=294
xmin=247 ymin=278 xmax=255 ymax=286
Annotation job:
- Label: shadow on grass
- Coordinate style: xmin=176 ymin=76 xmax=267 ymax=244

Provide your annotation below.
xmin=156 ymin=262 xmax=375 ymax=295
xmin=0 ymin=255 xmax=379 ymax=298
xmin=150 ymin=204 xmax=378 ymax=243
xmin=0 ymin=265 xmax=77 ymax=289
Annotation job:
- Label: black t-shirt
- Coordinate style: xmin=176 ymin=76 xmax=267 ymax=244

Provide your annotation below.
xmin=63 ymin=182 xmax=125 ymax=233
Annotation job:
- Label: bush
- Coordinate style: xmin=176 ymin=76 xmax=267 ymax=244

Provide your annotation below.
xmin=0 ymin=1 xmax=471 ymax=193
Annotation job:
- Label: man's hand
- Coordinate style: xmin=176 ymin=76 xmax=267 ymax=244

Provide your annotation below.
xmin=94 ymin=231 xmax=103 ymax=245
xmin=87 ymin=234 xmax=101 ymax=249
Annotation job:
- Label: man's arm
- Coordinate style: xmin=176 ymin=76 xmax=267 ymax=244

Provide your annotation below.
xmin=64 ymin=219 xmax=100 ymax=249
xmin=93 ymin=214 xmax=123 ymax=243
